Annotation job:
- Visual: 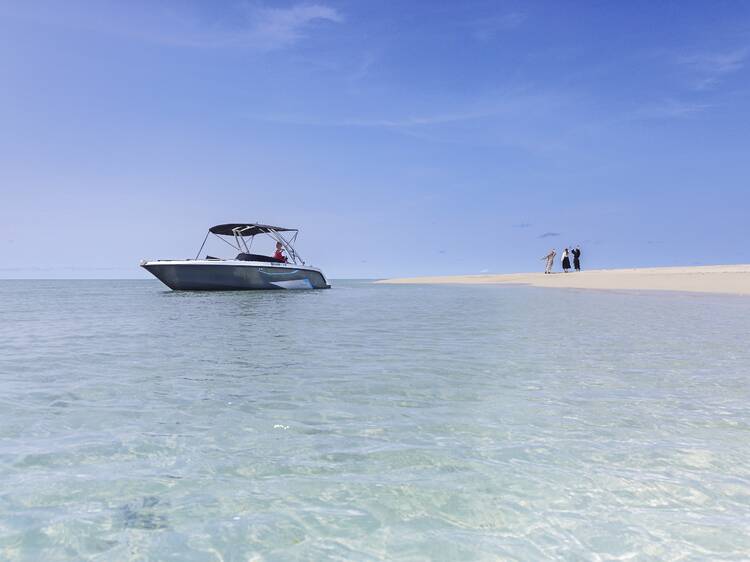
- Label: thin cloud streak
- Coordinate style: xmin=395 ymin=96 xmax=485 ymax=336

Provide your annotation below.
xmin=679 ymin=48 xmax=748 ymax=90
xmin=680 ymin=48 xmax=748 ymax=74
xmin=634 ymin=99 xmax=714 ymax=120
xmin=245 ymin=89 xmax=568 ymax=129
xmin=3 ymin=1 xmax=343 ymax=51
xmin=245 ymin=108 xmax=505 ymax=128
xmin=468 ymin=11 xmax=527 ymax=41
xmin=347 ymin=50 xmax=381 ymax=90
xmin=248 ymin=4 xmax=343 ymax=51
xmin=241 ymin=89 xmax=595 ymax=154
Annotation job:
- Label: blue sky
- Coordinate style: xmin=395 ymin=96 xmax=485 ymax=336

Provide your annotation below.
xmin=1 ymin=0 xmax=748 ymax=278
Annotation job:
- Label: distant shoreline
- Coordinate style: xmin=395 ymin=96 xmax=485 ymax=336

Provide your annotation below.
xmin=375 ymin=264 xmax=750 ymax=296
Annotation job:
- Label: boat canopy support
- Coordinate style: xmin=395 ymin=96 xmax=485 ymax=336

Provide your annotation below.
xmin=194 ymin=223 xmax=305 ymax=265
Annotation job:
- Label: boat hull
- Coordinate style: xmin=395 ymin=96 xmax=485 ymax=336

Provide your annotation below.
xmin=141 ymin=261 xmax=330 ymax=291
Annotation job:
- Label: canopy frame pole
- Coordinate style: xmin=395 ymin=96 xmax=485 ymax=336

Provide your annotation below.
xmin=289 ymin=231 xmax=303 ymax=264
xmin=240 ymin=227 xmax=251 ymax=253
xmin=206 ymin=225 xmax=303 ymax=262
xmin=233 ymin=230 xmax=240 ymax=252
xmin=232 ymin=226 xmax=253 ymax=254
xmin=278 ymin=230 xmax=303 ymax=265
xmin=194 ymin=230 xmax=210 ymax=260
xmin=214 ymin=233 xmax=240 ymax=251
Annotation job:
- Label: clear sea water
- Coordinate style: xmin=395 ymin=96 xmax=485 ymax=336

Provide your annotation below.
xmin=1 ymin=280 xmax=749 ymax=561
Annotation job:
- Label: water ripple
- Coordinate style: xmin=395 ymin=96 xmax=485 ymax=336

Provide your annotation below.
xmin=0 ymin=280 xmax=749 ymax=560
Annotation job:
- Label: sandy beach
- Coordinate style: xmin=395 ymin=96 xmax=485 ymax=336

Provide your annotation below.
xmin=376 ymin=264 xmax=750 ymax=296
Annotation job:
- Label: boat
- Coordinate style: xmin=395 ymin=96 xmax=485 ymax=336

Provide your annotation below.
xmin=140 ymin=223 xmax=330 ymax=290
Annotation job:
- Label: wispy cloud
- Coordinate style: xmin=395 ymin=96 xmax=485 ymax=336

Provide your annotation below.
xmin=679 ymin=48 xmax=748 ymax=90
xmin=6 ymin=1 xmax=343 ymax=51
xmin=348 ymin=108 xmax=510 ymax=128
xmin=242 ymin=105 xmax=530 ymax=149
xmin=246 ymin=89 xmax=565 ymax=128
xmin=634 ymin=98 xmax=713 ymax=120
xmin=469 ymin=12 xmax=526 ymax=41
xmin=348 ymin=50 xmax=380 ymax=84
xmin=538 ymin=232 xmax=560 ymax=239
xmin=144 ymin=3 xmax=344 ymax=50
xmin=248 ymin=4 xmax=343 ymax=51
xmin=243 ymin=88 xmax=576 ymax=154
xmin=513 ymin=222 xmax=532 ymax=228
xmin=681 ymin=49 xmax=747 ymax=74
xmin=245 ymin=106 xmax=515 ymax=128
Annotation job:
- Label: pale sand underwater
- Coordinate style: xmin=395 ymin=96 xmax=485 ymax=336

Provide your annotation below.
xmin=377 ymin=264 xmax=750 ymax=295
xmin=2 ymin=280 xmax=750 ymax=559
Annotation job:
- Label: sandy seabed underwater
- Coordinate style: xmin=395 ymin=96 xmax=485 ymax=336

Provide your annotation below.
xmin=1 ymin=279 xmax=749 ymax=561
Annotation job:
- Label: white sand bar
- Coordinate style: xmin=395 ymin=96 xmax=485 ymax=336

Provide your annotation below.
xmin=376 ymin=264 xmax=750 ymax=295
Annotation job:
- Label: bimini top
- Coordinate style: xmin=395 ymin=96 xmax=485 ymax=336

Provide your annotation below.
xmin=208 ymin=223 xmax=297 ymax=237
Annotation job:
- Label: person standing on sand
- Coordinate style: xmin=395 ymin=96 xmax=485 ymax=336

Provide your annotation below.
xmin=541 ymin=249 xmax=556 ymax=274
xmin=561 ymin=248 xmax=571 ymax=272
xmin=573 ymin=246 xmax=581 ymax=271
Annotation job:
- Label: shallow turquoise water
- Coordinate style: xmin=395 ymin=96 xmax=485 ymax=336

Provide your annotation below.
xmin=1 ymin=280 xmax=749 ymax=561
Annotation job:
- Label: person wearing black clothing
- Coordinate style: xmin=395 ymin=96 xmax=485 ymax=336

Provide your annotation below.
xmin=572 ymin=246 xmax=581 ymax=271
xmin=561 ymin=248 xmax=571 ymax=272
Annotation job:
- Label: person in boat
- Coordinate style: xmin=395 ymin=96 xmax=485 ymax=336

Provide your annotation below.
xmin=561 ymin=248 xmax=571 ymax=273
xmin=541 ymin=249 xmax=556 ymax=274
xmin=273 ymin=242 xmax=287 ymax=263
